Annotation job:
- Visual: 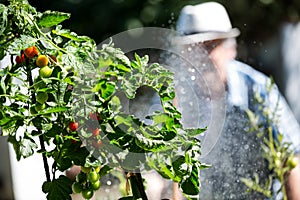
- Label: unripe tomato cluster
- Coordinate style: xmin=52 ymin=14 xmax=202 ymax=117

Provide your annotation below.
xmin=72 ymin=166 xmax=102 ymax=199
xmin=16 ymin=46 xmax=59 ymax=113
xmin=15 ymin=46 xmax=56 ymax=78
xmin=31 ymin=78 xmax=48 ymax=113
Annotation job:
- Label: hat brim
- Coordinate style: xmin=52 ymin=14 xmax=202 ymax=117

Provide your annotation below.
xmin=172 ymin=28 xmax=240 ymax=45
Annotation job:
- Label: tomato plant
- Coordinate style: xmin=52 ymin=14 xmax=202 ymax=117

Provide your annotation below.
xmin=0 ymin=0 xmax=208 ymax=200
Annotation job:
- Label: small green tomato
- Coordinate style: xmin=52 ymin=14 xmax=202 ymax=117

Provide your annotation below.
xmin=72 ymin=182 xmax=82 ymax=194
xmin=39 ymin=66 xmax=53 ymax=78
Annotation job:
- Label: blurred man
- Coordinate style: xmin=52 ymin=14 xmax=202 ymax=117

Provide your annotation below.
xmin=174 ymin=2 xmax=300 ymax=199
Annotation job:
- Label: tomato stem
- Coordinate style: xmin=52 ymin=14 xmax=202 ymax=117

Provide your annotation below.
xmin=26 ymin=59 xmax=51 ymax=182
xmin=127 ymin=172 xmax=148 ymax=200
xmin=39 ymin=134 xmax=51 ymax=182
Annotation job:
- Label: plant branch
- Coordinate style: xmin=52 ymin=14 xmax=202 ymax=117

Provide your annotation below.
xmin=127 ymin=172 xmax=148 ymax=200
xmin=39 ymin=133 xmax=51 ymax=182
xmin=26 ymin=60 xmax=51 ymax=182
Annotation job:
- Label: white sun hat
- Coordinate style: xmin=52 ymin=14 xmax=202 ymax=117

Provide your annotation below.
xmin=174 ymin=2 xmax=240 ymax=45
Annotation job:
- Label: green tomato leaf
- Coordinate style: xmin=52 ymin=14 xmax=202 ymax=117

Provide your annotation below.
xmin=52 ymin=25 xmax=90 ymax=42
xmin=37 ymin=11 xmax=70 ymax=28
xmin=92 ymin=79 xmax=115 ymax=100
xmin=98 ymin=165 xmax=113 ymax=178
xmin=0 ymin=47 xmax=5 ymax=60
xmin=134 ymin=133 xmax=172 ymax=152
xmin=186 ymin=128 xmax=207 ymax=136
xmin=116 ymin=64 xmax=131 ymax=72
xmin=42 ymin=175 xmax=72 ymax=200
xmin=172 ymin=156 xmax=187 ymax=178
xmin=116 ymin=54 xmax=131 ymax=67
xmin=44 ymin=124 xmax=61 ymax=138
xmin=180 ymin=166 xmax=200 ymax=195
xmin=54 ymin=141 xmax=89 ymax=171
xmin=8 ymin=135 xmax=38 ymax=161
xmin=68 ymin=147 xmax=90 ymax=166
xmin=0 ymin=4 xmax=8 ymax=36
xmin=40 ymin=106 xmax=68 ymax=114
xmin=8 ymin=35 xmax=37 ymax=54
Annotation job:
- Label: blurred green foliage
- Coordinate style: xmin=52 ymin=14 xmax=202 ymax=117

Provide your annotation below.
xmin=2 ymin=0 xmax=299 ymax=80
xmin=22 ymin=0 xmax=300 ymax=43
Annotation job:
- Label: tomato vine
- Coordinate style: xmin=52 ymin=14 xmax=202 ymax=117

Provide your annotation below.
xmin=0 ymin=0 xmax=208 ymax=199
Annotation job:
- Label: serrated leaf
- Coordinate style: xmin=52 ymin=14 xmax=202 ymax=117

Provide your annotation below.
xmin=52 ymin=27 xmax=90 ymax=42
xmin=99 ymin=165 xmax=113 ymax=177
xmin=180 ymin=166 xmax=200 ymax=195
xmin=40 ymin=106 xmax=68 ymax=114
xmin=45 ymin=124 xmax=61 ymax=138
xmin=8 ymin=135 xmax=38 ymax=161
xmin=42 ymin=175 xmax=72 ymax=200
xmin=172 ymin=156 xmax=187 ymax=178
xmin=0 ymin=47 xmax=5 ymax=60
xmin=116 ymin=54 xmax=130 ymax=67
xmin=8 ymin=35 xmax=37 ymax=54
xmin=116 ymin=64 xmax=131 ymax=72
xmin=53 ymin=141 xmax=89 ymax=171
xmin=92 ymin=79 xmax=115 ymax=100
xmin=38 ymin=11 xmax=70 ymax=27
xmin=186 ymin=128 xmax=207 ymax=136
xmin=0 ymin=76 xmax=6 ymax=94
xmin=98 ymin=56 xmax=113 ymax=68
xmin=134 ymin=133 xmax=171 ymax=152
xmin=0 ymin=4 xmax=8 ymax=35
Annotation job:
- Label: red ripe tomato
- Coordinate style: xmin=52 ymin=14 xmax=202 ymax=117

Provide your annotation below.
xmin=15 ymin=54 xmax=25 ymax=64
xmin=69 ymin=122 xmax=79 ymax=132
xmin=24 ymin=46 xmax=33 ymax=58
xmin=24 ymin=46 xmax=39 ymax=58
xmin=15 ymin=56 xmax=22 ymax=64
xmin=92 ymin=128 xmax=100 ymax=136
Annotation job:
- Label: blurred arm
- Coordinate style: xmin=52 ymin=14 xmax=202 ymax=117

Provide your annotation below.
xmin=286 ymin=155 xmax=300 ymax=200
